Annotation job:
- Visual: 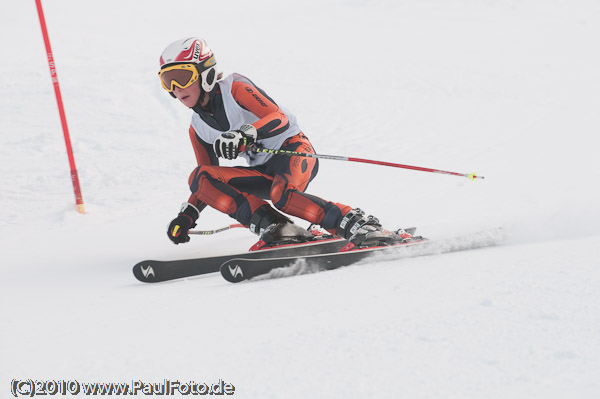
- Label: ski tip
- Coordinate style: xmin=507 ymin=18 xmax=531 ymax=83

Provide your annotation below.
xmin=220 ymin=260 xmax=247 ymax=283
xmin=133 ymin=261 xmax=158 ymax=283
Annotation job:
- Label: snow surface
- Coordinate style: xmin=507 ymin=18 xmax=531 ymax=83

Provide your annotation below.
xmin=2 ymin=0 xmax=600 ymax=397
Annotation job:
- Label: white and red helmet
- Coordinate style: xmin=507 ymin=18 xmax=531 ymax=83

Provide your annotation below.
xmin=159 ymin=37 xmax=218 ymax=93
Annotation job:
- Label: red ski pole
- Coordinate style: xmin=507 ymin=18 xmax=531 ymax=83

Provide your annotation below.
xmin=245 ymin=144 xmax=484 ymax=180
xmin=189 ymin=224 xmax=245 ymax=235
xmin=35 ymin=0 xmax=85 ymax=213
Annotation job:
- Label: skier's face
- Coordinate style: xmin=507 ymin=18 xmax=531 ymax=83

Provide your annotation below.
xmin=173 ymin=80 xmax=201 ymax=108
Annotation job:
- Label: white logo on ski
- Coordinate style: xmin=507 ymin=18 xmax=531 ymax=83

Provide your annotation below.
xmin=228 ymin=265 xmax=243 ymax=279
xmin=140 ymin=265 xmax=155 ymax=278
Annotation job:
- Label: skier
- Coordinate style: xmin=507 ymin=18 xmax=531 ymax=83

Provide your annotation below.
xmin=159 ymin=37 xmax=410 ymax=249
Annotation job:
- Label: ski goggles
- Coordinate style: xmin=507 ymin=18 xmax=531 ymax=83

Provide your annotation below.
xmin=158 ymin=63 xmax=199 ymax=92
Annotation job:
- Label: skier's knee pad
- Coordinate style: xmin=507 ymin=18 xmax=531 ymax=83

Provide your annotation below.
xmin=188 ymin=165 xmax=222 ymax=193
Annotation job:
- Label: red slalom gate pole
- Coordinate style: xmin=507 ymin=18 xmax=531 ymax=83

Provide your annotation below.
xmin=35 ymin=0 xmax=85 ymax=213
xmin=246 ymin=144 xmax=485 ymax=180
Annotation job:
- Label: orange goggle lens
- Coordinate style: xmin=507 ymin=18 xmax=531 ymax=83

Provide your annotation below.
xmin=158 ymin=64 xmax=199 ymax=92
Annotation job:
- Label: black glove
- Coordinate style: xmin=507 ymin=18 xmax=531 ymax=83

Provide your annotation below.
xmin=213 ymin=124 xmax=258 ymax=160
xmin=167 ymin=203 xmax=200 ymax=244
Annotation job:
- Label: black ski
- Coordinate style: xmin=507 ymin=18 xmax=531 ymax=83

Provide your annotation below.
xmin=220 ymin=236 xmax=428 ymax=283
xmin=219 ymin=228 xmax=505 ymax=283
xmin=133 ymin=237 xmax=346 ymax=283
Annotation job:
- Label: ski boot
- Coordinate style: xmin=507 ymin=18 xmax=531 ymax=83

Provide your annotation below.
xmin=336 ymin=208 xmax=412 ymax=249
xmin=249 ymin=205 xmax=314 ymax=250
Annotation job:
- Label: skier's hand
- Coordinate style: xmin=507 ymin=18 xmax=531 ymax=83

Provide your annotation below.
xmin=213 ymin=124 xmax=257 ymax=160
xmin=167 ymin=203 xmax=200 ymax=244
